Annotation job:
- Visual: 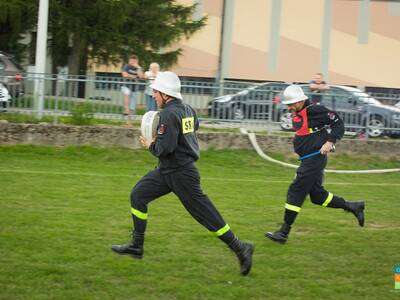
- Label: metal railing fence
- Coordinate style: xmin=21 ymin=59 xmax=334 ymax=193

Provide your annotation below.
xmin=1 ymin=73 xmax=399 ymax=138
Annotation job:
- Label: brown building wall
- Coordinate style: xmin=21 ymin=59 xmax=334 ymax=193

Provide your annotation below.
xmin=92 ymin=0 xmax=400 ymax=88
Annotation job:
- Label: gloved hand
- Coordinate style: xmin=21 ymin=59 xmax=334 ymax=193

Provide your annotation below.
xmin=320 ymin=141 xmax=335 ymax=155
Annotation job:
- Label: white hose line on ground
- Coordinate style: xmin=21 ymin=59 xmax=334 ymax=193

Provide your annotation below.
xmin=245 ymin=130 xmax=400 ymax=174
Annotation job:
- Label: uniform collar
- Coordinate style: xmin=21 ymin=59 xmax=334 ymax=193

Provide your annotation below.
xmin=295 ymin=99 xmax=311 ymax=114
xmin=164 ymin=98 xmax=181 ymax=107
xmin=303 ymin=99 xmax=311 ymax=107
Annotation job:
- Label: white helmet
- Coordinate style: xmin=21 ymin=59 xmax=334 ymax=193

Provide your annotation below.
xmin=150 ymin=71 xmax=182 ymax=99
xmin=282 ymin=85 xmax=308 ymax=105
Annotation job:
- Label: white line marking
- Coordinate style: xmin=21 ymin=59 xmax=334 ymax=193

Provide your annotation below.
xmin=0 ymin=169 xmax=399 ymax=186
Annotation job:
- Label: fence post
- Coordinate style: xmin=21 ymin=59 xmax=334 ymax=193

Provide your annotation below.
xmin=267 ymin=90 xmax=273 ymax=135
xmin=365 ymin=101 xmax=370 ymax=139
xmin=218 ymin=79 xmax=224 ymax=97
xmin=34 ymin=75 xmax=45 ymax=119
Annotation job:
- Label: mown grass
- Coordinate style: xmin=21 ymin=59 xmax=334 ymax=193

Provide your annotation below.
xmin=0 ymin=112 xmax=133 ymax=126
xmin=0 ymin=145 xmax=399 ymax=300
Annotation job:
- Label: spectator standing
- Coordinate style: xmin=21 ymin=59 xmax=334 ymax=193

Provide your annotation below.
xmin=144 ymin=62 xmax=160 ymax=111
xmin=121 ymin=55 xmax=145 ymax=125
xmin=309 ymin=72 xmax=329 ymax=104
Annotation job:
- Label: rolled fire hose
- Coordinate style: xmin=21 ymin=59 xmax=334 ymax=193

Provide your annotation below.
xmin=141 ymin=111 xmax=160 ymax=140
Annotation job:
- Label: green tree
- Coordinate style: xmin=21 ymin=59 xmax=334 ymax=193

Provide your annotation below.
xmin=0 ymin=0 xmax=37 ymax=61
xmin=49 ymin=0 xmax=206 ymax=75
xmin=1 ymin=0 xmax=206 ymax=78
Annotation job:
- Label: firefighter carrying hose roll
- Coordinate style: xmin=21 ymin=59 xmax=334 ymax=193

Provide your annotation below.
xmin=111 ymin=71 xmax=254 ymax=276
xmin=265 ymin=85 xmax=365 ymax=244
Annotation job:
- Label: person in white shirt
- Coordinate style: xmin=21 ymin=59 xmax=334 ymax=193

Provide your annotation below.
xmin=144 ymin=62 xmax=160 ymax=111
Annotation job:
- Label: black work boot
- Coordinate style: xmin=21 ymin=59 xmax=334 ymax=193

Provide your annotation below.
xmin=344 ymin=201 xmax=365 ymax=227
xmin=265 ymin=223 xmax=291 ymax=244
xmin=111 ymin=233 xmax=144 ymax=259
xmin=235 ymin=242 xmax=255 ymax=276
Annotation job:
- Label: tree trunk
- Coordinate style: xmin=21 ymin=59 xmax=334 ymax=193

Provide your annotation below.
xmin=68 ymin=33 xmax=82 ymax=76
xmin=77 ymin=53 xmax=87 ymax=99
xmin=51 ymin=54 xmax=58 ymax=96
xmin=68 ymin=33 xmax=87 ymax=98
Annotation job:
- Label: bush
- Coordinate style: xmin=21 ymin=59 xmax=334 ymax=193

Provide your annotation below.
xmin=69 ymin=102 xmax=94 ymax=125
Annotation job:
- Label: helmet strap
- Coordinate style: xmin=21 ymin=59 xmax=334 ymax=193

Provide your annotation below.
xmin=160 ymin=92 xmax=170 ymax=108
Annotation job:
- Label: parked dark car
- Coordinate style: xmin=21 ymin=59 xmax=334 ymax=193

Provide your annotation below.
xmin=208 ymin=82 xmax=289 ymax=121
xmin=208 ymin=82 xmax=400 ymax=137
xmin=0 ymin=51 xmax=24 ymax=99
xmin=279 ymin=85 xmax=400 ymax=137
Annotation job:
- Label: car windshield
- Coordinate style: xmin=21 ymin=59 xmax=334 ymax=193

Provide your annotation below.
xmin=353 ymin=92 xmax=382 ymax=105
xmin=235 ymin=83 xmax=287 ymax=97
xmin=236 ymin=84 xmax=259 ymax=96
xmin=237 ymin=89 xmax=250 ymax=96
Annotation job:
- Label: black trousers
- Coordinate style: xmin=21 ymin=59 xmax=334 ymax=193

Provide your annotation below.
xmin=130 ymin=163 xmax=228 ymax=236
xmin=285 ymin=154 xmax=345 ymax=225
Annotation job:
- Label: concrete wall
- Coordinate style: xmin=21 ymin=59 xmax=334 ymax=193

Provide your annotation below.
xmin=0 ymin=123 xmax=399 ymax=157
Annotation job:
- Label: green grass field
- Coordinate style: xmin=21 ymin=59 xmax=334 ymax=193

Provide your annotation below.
xmin=1 ymin=145 xmax=399 ymax=300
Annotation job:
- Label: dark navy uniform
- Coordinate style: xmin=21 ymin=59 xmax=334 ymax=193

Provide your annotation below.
xmin=292 ymin=99 xmax=344 ymax=157
xmin=112 ymin=73 xmax=253 ymax=276
xmin=131 ymin=98 xmax=228 ymax=235
xmin=266 ymin=100 xmax=364 ymax=244
xmin=286 ymin=100 xmax=345 ymax=221
xmin=149 ymin=99 xmax=200 ymax=173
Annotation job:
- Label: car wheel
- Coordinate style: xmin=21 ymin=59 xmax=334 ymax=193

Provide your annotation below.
xmin=280 ymin=112 xmax=293 ymax=131
xmin=367 ymin=116 xmax=385 ymax=137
